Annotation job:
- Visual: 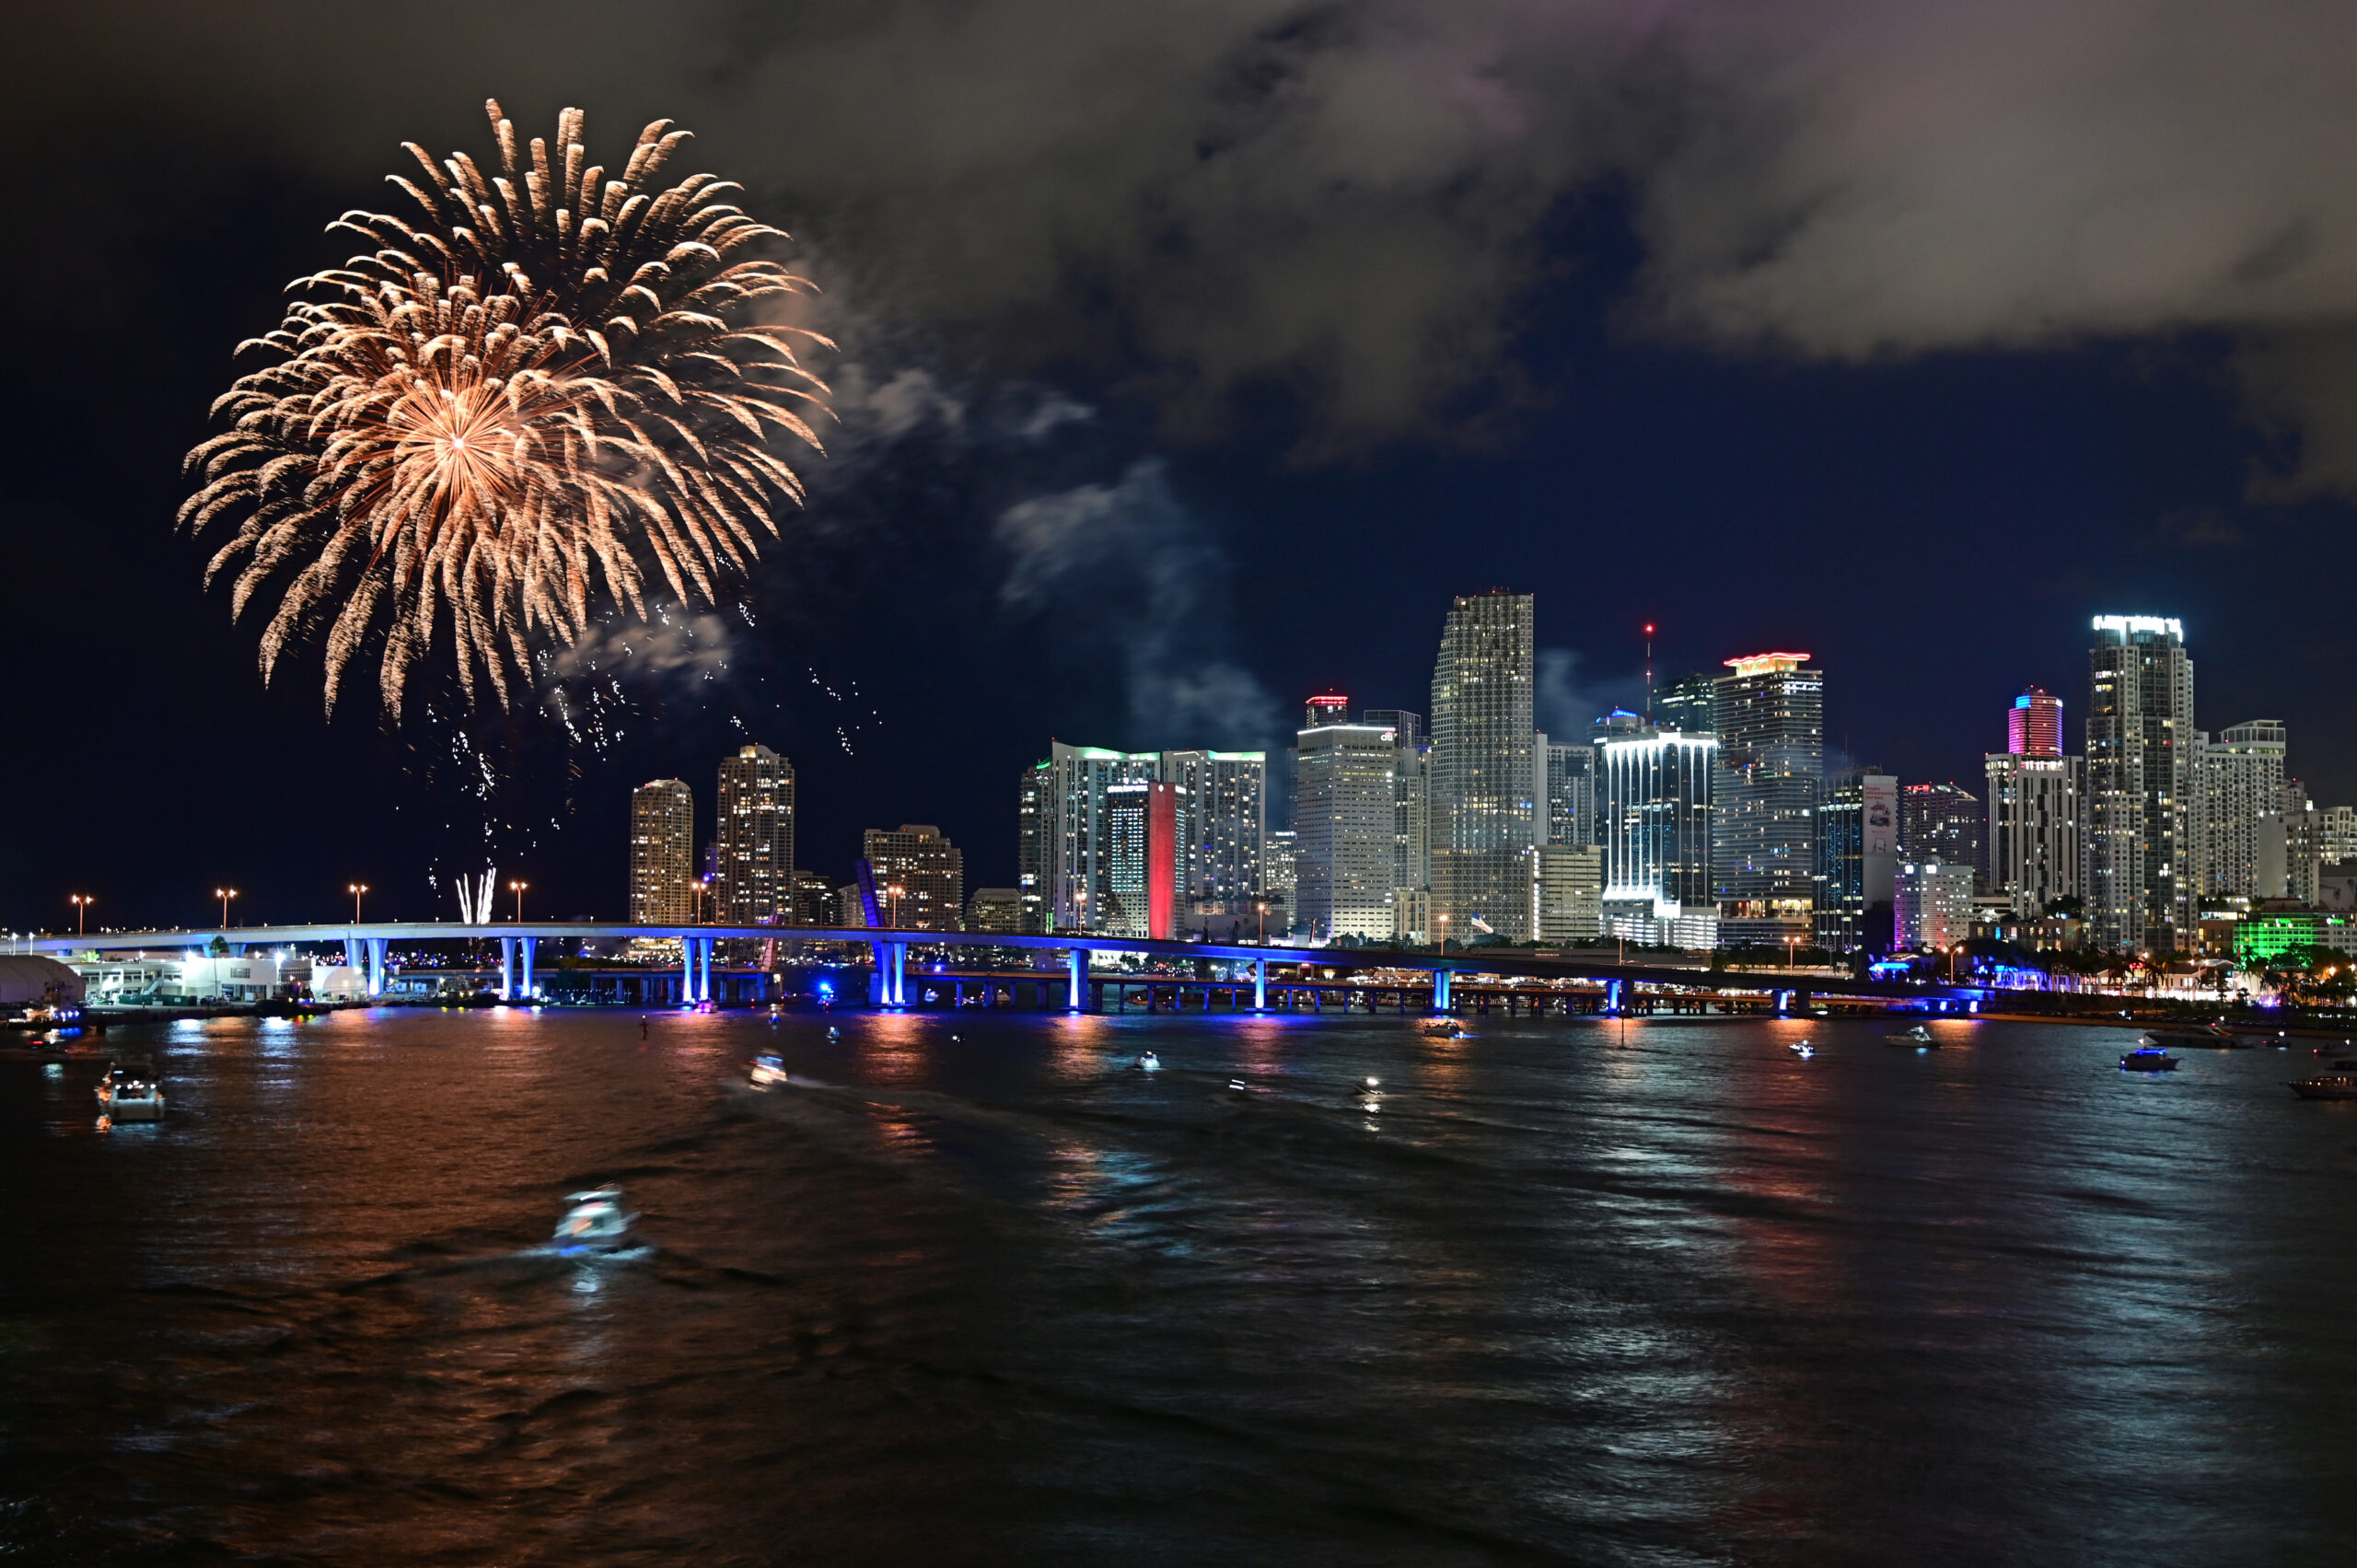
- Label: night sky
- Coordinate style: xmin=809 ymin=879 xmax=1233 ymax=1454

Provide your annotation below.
xmin=5 ymin=2 xmax=2351 ymax=931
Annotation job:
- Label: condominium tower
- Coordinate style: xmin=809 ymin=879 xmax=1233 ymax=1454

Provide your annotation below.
xmin=2085 ymin=616 xmax=2195 ymax=951
xmin=1429 ymin=591 xmax=1537 ymax=939
xmin=628 ymin=779 xmax=696 ymax=924
xmin=2192 ymin=720 xmax=2287 ymax=901
xmin=714 ymin=745 xmax=795 ymax=923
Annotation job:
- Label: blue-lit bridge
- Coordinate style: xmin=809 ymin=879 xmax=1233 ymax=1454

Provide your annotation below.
xmin=25 ymin=922 xmax=1996 ymax=1016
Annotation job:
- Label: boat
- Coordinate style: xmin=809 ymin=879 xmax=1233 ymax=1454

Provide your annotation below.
xmin=1421 ymin=1019 xmax=1468 ymax=1039
xmin=749 ymin=1053 xmax=789 ymax=1088
xmin=1886 ymin=1024 xmax=1937 ymax=1047
xmin=1789 ymin=1041 xmax=1814 ymax=1059
xmin=2142 ymin=1023 xmax=2250 ymax=1050
xmin=1133 ymin=1051 xmax=1161 ymax=1072
xmin=1225 ymin=1077 xmax=1252 ymax=1096
xmin=2119 ymin=1048 xmax=2178 ymax=1073
xmin=552 ymin=1186 xmax=637 ymax=1252
xmin=97 ymin=1059 xmax=165 ymax=1122
xmin=2288 ymin=1075 xmax=2357 ymax=1100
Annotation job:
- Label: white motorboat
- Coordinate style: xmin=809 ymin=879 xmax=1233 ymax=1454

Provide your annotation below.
xmin=749 ymin=1053 xmax=790 ymax=1088
xmin=1886 ymin=1024 xmax=1938 ymax=1048
xmin=1133 ymin=1051 xmax=1161 ymax=1072
xmin=97 ymin=1060 xmax=165 ymax=1122
xmin=553 ymin=1187 xmax=636 ymax=1253
xmin=1789 ymin=1041 xmax=1815 ymax=1059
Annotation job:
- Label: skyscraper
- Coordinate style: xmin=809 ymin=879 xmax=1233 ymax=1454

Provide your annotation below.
xmin=2192 ymin=720 xmax=2287 ymax=901
xmin=2086 ymin=616 xmax=2195 ymax=951
xmin=1897 ymin=862 xmax=1975 ymax=949
xmin=1016 ymin=761 xmax=1050 ymax=933
xmin=862 ymin=824 xmax=964 ymax=931
xmin=628 ymin=779 xmax=695 ymax=924
xmin=1814 ymin=769 xmax=1898 ymax=952
xmin=1712 ymin=652 xmax=1823 ymax=947
xmin=1364 ymin=709 xmax=1432 ymax=917
xmin=1294 ymin=699 xmax=1400 ymax=940
xmin=1599 ymin=724 xmax=1716 ymax=912
xmin=714 ymin=745 xmax=795 ymax=923
xmin=1532 ymin=845 xmax=1604 ymax=942
xmin=1542 ymin=741 xmax=1599 ymax=848
xmin=1654 ymin=672 xmax=1717 ymax=735
xmin=1429 ymin=590 xmax=1537 ymax=939
xmin=1986 ymin=755 xmax=2082 ymax=916
xmin=1902 ymin=783 xmax=1984 ymax=889
xmin=1102 ymin=782 xmax=1187 ymax=938
xmin=2009 ymin=687 xmax=2063 ymax=758
xmin=1161 ymin=749 xmax=1267 ymax=935
xmin=1039 ymin=743 xmax=1163 ymax=930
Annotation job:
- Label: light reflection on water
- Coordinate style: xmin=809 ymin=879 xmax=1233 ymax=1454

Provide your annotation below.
xmin=1 ymin=1007 xmax=2352 ymax=1566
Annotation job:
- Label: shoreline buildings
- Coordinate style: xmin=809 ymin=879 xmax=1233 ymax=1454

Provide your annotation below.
xmin=1712 ymin=652 xmax=1822 ymax=948
xmin=714 ymin=745 xmax=795 ymax=925
xmin=2085 ymin=616 xmax=2195 ymax=952
xmin=1294 ymin=700 xmax=1402 ymax=941
xmin=629 ymin=779 xmax=696 ymax=924
xmin=1986 ymin=690 xmax=2083 ymax=917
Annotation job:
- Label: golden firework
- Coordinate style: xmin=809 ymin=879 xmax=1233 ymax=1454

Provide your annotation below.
xmin=182 ymin=99 xmax=828 ymax=715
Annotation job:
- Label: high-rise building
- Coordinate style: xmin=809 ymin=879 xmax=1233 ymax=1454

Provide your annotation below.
xmin=1429 ymin=590 xmax=1537 ymax=939
xmin=2320 ymin=805 xmax=2357 ymax=866
xmin=1897 ymin=862 xmax=1975 ymax=950
xmin=1654 ymin=672 xmax=1718 ymax=735
xmin=714 ymin=745 xmax=795 ymax=923
xmin=1532 ymin=844 xmax=1604 ymax=942
xmin=1599 ymin=723 xmax=1716 ymax=914
xmin=1263 ymin=829 xmax=1299 ymax=935
xmin=2192 ymin=720 xmax=2287 ymax=901
xmin=2086 ymin=615 xmax=2195 ymax=952
xmin=1295 ymin=701 xmax=1399 ymax=940
xmin=1039 ymin=743 xmax=1164 ymax=930
xmin=2009 ymin=687 xmax=2064 ymax=758
xmin=1814 ymin=769 xmax=1897 ymax=952
xmin=1542 ymin=741 xmax=1599 ymax=849
xmin=1986 ymin=755 xmax=2082 ymax=916
xmin=629 ymin=779 xmax=695 ymax=924
xmin=1712 ymin=652 xmax=1822 ymax=946
xmin=2282 ymin=778 xmax=2322 ymax=905
xmin=1363 ymin=709 xmax=1431 ymax=903
xmin=1902 ymin=783 xmax=1984 ymax=889
xmin=1162 ymin=749 xmax=1266 ymax=935
xmin=1016 ymin=761 xmax=1050 ymax=933
xmin=862 ymin=824 xmax=964 ymax=931
xmin=1101 ymin=782 xmax=1187 ymax=938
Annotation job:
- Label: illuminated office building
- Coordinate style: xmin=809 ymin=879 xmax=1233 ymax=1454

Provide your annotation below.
xmin=1986 ymin=755 xmax=2082 ymax=916
xmin=1541 ymin=739 xmax=1598 ymax=849
xmin=1162 ymin=749 xmax=1267 ymax=935
xmin=1295 ymin=699 xmax=1400 ymax=940
xmin=1429 ymin=590 xmax=1537 ymax=939
xmin=1814 ymin=769 xmax=1898 ymax=952
xmin=1712 ymin=652 xmax=1822 ymax=947
xmin=1599 ymin=723 xmax=1716 ymax=912
xmin=1016 ymin=761 xmax=1050 ymax=933
xmin=1902 ymin=783 xmax=1984 ymax=889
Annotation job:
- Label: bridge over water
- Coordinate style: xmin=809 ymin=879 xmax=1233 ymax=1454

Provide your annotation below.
xmin=28 ymin=922 xmax=1993 ymax=1016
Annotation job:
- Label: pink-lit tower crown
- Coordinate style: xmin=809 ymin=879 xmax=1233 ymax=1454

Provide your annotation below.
xmin=2008 ymin=687 xmax=2062 ymax=758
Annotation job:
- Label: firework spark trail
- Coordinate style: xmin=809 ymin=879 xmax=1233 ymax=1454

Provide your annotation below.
xmin=181 ymin=99 xmax=830 ymax=717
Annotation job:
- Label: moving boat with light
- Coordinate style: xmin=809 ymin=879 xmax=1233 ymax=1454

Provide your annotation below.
xmin=2288 ymin=1074 xmax=2357 ymax=1100
xmin=1421 ymin=1019 xmax=1469 ymax=1039
xmin=96 ymin=1058 xmax=164 ymax=1122
xmin=1886 ymin=1024 xmax=1938 ymax=1047
xmin=1133 ymin=1051 xmax=1161 ymax=1072
xmin=2119 ymin=1047 xmax=2178 ymax=1073
xmin=749 ymin=1053 xmax=789 ymax=1088
xmin=553 ymin=1186 xmax=636 ymax=1253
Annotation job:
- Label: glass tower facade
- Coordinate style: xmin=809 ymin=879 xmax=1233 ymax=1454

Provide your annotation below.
xmin=1600 ymin=726 xmax=1717 ymax=909
xmin=1429 ymin=591 xmax=1537 ymax=939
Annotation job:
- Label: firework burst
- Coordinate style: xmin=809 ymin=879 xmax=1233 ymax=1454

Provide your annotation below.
xmin=181 ymin=99 xmax=829 ymax=715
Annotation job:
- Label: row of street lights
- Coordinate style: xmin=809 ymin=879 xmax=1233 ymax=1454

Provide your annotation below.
xmin=53 ymin=879 xmax=539 ymax=938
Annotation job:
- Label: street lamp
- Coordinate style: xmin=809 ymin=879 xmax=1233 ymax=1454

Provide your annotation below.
xmin=215 ymin=888 xmax=238 ymax=928
xmin=1257 ymin=900 xmax=1267 ymax=944
xmin=508 ymin=879 xmax=528 ymax=922
xmin=69 ymin=894 xmax=93 ymax=936
xmin=887 ymin=884 xmax=905 ymax=929
xmin=1785 ymin=934 xmax=1799 ymax=970
xmin=348 ymin=883 xmax=369 ymax=923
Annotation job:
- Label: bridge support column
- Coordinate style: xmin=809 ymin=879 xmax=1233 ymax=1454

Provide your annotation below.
xmin=1253 ymin=959 xmax=1267 ymax=1011
xmin=366 ymin=938 xmax=389 ymax=997
xmin=519 ymin=936 xmax=536 ymax=1001
xmin=343 ymin=936 xmax=364 ymax=975
xmin=1773 ymin=989 xmax=1793 ymax=1017
xmin=1606 ymin=978 xmax=1626 ymax=1015
xmin=1067 ymin=948 xmax=1090 ymax=1011
xmin=1432 ymin=970 xmax=1451 ymax=1014
xmin=499 ymin=937 xmax=517 ymax=1001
